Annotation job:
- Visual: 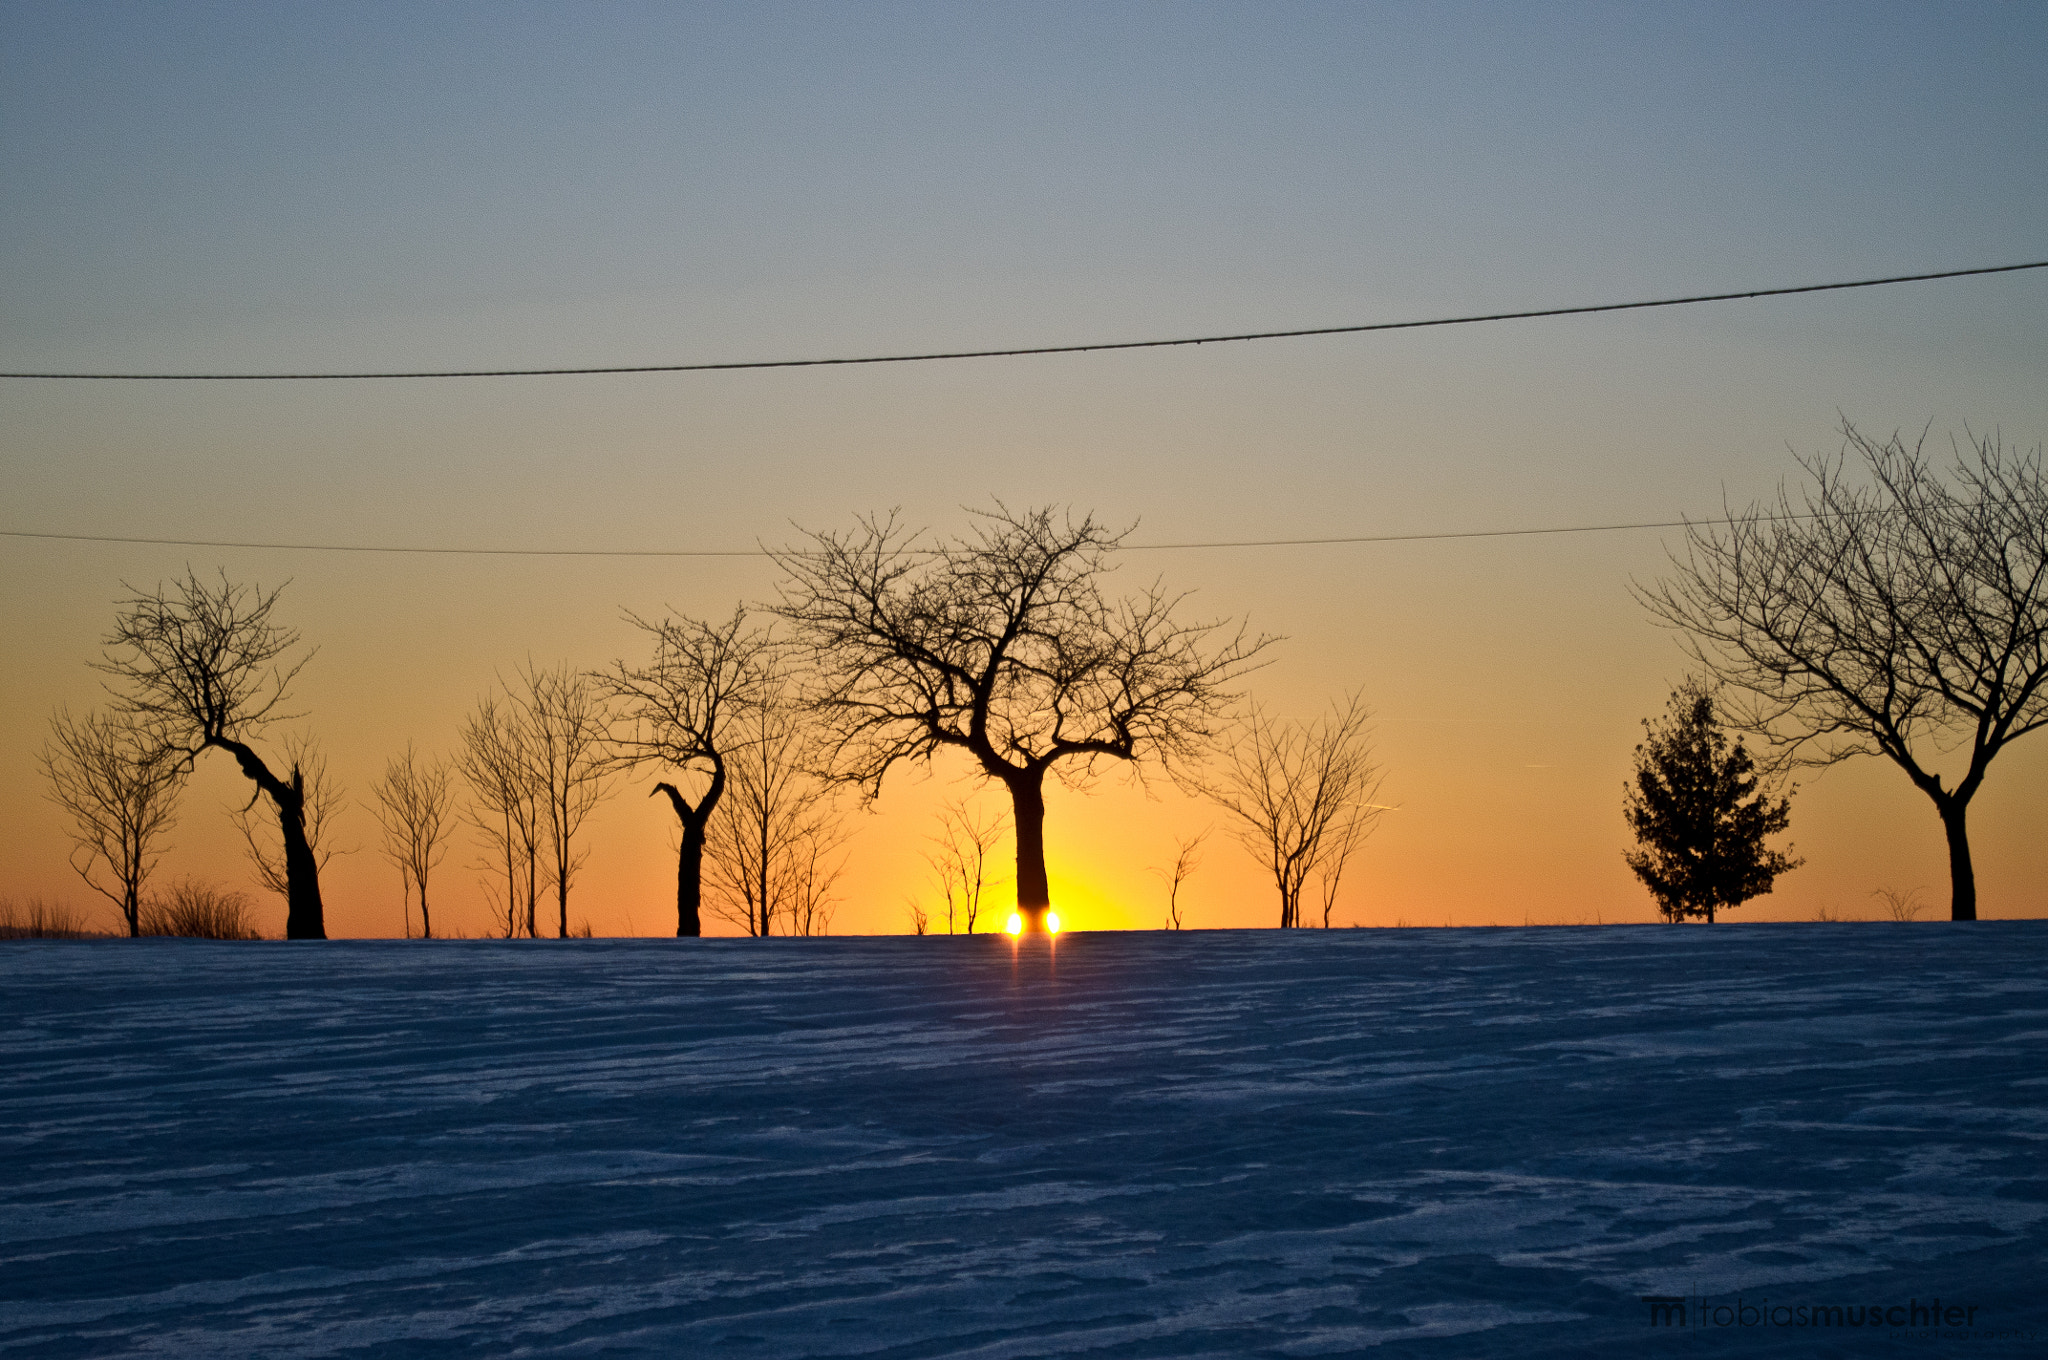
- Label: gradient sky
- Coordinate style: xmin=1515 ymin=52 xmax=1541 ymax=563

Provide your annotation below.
xmin=5 ymin=1 xmax=2045 ymax=938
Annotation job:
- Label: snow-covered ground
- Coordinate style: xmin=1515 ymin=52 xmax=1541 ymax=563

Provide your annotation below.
xmin=4 ymin=925 xmax=2044 ymax=1357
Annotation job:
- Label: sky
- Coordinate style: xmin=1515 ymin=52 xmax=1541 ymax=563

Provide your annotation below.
xmin=4 ymin=1 xmax=2045 ymax=938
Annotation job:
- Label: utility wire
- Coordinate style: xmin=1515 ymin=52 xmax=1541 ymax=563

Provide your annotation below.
xmin=0 ymin=513 xmax=1834 ymax=559
xmin=3 ymin=260 xmax=2042 ymax=381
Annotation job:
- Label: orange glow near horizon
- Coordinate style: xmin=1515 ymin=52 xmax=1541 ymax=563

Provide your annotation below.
xmin=1046 ymin=911 xmax=1061 ymax=935
xmin=1005 ymin=912 xmax=1023 ymax=936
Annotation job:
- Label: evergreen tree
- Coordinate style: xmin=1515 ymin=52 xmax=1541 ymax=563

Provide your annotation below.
xmin=1624 ymin=679 xmax=1800 ymax=923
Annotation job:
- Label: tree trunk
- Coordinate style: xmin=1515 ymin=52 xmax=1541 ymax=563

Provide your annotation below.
xmin=278 ymin=795 xmax=326 ymax=939
xmin=676 ymin=817 xmax=706 ymax=937
xmin=654 ymin=781 xmax=716 ymax=938
xmin=1939 ymin=798 xmax=1977 ymax=922
xmin=1006 ymin=772 xmax=1051 ymax=928
xmin=420 ymin=880 xmax=432 ymax=940
xmin=756 ymin=809 xmax=770 ymax=937
xmin=215 ymin=737 xmax=325 ymax=939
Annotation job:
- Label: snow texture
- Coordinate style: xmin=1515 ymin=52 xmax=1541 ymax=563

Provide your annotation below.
xmin=4 ymin=925 xmax=2045 ymax=1357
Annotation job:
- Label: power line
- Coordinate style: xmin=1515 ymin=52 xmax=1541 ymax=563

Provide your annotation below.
xmin=3 ymin=260 xmax=2041 ymax=381
xmin=0 ymin=514 xmax=1818 ymax=559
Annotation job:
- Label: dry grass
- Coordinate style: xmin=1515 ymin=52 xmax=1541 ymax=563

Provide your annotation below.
xmin=141 ymin=879 xmax=264 ymax=940
xmin=0 ymin=896 xmax=104 ymax=939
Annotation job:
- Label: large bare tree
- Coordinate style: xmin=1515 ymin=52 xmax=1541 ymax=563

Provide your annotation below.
xmin=596 ymin=608 xmax=769 ymax=937
xmin=518 ymin=661 xmax=610 ymax=939
xmin=703 ymin=663 xmax=848 ymax=937
xmin=96 ymin=570 xmax=328 ymax=938
xmin=1210 ymin=693 xmax=1384 ymax=928
xmin=369 ymin=742 xmax=455 ymax=939
xmin=1640 ymin=423 xmax=2048 ymax=921
xmin=41 ymin=708 xmax=185 ymax=937
xmin=775 ymin=504 xmax=1267 ymax=930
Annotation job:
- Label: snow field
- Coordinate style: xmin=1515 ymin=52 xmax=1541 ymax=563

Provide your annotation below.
xmin=4 ymin=924 xmax=2045 ymax=1356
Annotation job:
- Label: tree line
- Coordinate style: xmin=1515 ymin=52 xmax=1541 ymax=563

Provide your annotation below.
xmin=38 ymin=424 xmax=2048 ymax=933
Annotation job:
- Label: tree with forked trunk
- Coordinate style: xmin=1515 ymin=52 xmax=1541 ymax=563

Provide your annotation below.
xmin=459 ymin=694 xmax=542 ymax=938
xmin=1208 ymin=692 xmax=1384 ymax=929
xmin=96 ymin=569 xmax=328 ymax=939
xmin=518 ymin=660 xmax=609 ymax=940
xmin=1639 ymin=422 xmax=2048 ymax=921
xmin=41 ymin=708 xmax=185 ymax=937
xmin=923 ymin=795 xmax=1007 ymax=934
xmin=369 ymin=742 xmax=455 ymax=938
xmin=596 ymin=608 xmax=770 ymax=937
xmin=774 ymin=504 xmax=1269 ymax=930
xmin=1152 ymin=828 xmax=1208 ymax=931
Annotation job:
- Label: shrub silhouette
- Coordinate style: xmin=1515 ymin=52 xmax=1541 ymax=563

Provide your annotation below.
xmin=0 ymin=896 xmax=100 ymax=939
xmin=142 ymin=879 xmax=263 ymax=939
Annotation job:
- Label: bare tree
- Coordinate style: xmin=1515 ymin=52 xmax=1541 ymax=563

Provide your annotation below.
xmin=234 ymin=732 xmax=348 ymax=905
xmin=1314 ymin=806 xmax=1376 ymax=928
xmin=1209 ymin=693 xmax=1384 ymax=928
xmin=369 ymin=742 xmax=455 ymax=938
xmin=1152 ymin=829 xmax=1208 ymax=931
xmin=518 ymin=661 xmax=610 ymax=939
xmin=905 ymin=897 xmax=930 ymax=935
xmin=1872 ymin=885 xmax=1930 ymax=922
xmin=459 ymin=694 xmax=542 ymax=938
xmin=1639 ymin=423 xmax=2048 ymax=920
xmin=783 ymin=831 xmax=843 ymax=938
xmin=595 ymin=608 xmax=769 ymax=938
xmin=704 ymin=665 xmax=849 ymax=937
xmin=924 ymin=795 xmax=1008 ymax=934
xmin=41 ymin=708 xmax=185 ymax=937
xmin=95 ymin=569 xmax=328 ymax=938
xmin=775 ymin=504 xmax=1269 ymax=931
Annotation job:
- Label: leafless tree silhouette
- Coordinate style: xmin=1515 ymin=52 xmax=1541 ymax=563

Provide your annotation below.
xmin=1639 ymin=423 xmax=2048 ymax=920
xmin=1210 ymin=693 xmax=1384 ymax=928
xmin=369 ymin=742 xmax=455 ymax=938
xmin=95 ymin=570 xmax=328 ymax=938
xmin=1315 ymin=807 xmax=1375 ymax=928
xmin=518 ymin=661 xmax=610 ymax=939
xmin=41 ymin=708 xmax=185 ymax=937
xmin=775 ymin=504 xmax=1268 ymax=930
xmin=459 ymin=694 xmax=542 ymax=938
xmin=596 ymin=608 xmax=770 ymax=937
xmin=234 ymin=732 xmax=347 ymax=908
xmin=1872 ymin=885 xmax=1930 ymax=921
xmin=924 ymin=795 xmax=1008 ymax=934
xmin=1152 ymin=829 xmax=1208 ymax=930
xmin=703 ymin=662 xmax=848 ymax=937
